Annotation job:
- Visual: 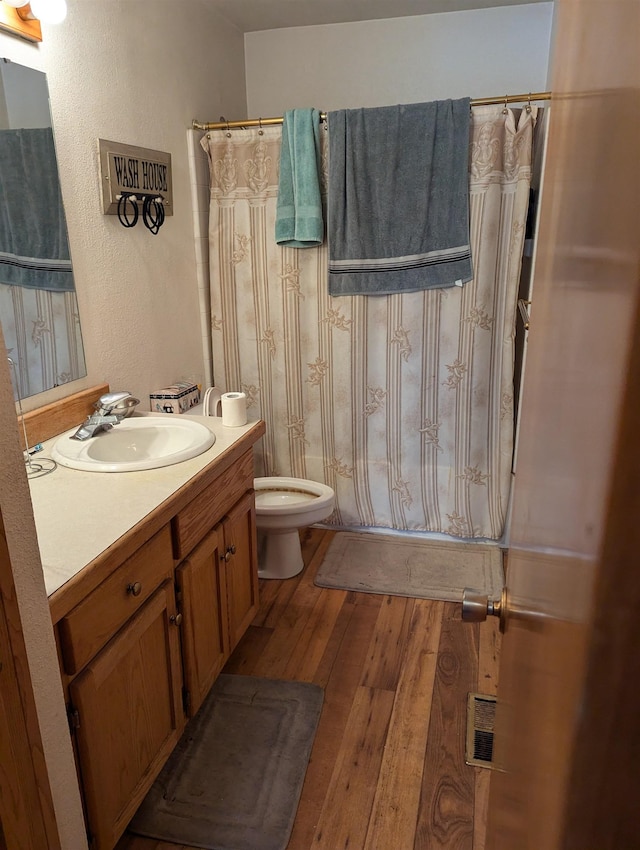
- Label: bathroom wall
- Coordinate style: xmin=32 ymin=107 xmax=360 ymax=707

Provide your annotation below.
xmin=0 ymin=0 xmax=247 ymax=411
xmin=245 ymin=3 xmax=554 ymax=115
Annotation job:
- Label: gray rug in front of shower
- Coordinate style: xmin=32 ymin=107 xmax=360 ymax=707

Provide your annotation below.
xmin=129 ymin=674 xmax=323 ymax=850
xmin=314 ymin=532 xmax=503 ymax=601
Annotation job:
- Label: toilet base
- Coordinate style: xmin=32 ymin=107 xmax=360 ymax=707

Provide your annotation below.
xmin=258 ymin=529 xmax=304 ymax=580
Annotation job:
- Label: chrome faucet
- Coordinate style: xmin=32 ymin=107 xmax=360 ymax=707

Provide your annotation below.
xmin=71 ymin=392 xmax=140 ymax=441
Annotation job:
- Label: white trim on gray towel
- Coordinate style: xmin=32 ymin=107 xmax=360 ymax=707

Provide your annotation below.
xmin=329 ymin=244 xmax=470 ymax=270
xmin=0 ymin=251 xmax=72 ymax=271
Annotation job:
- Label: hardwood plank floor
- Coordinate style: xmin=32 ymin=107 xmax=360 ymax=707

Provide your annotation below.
xmin=117 ymin=527 xmax=502 ymax=850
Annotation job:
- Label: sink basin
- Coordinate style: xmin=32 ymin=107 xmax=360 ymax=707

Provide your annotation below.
xmin=52 ymin=416 xmax=215 ymax=472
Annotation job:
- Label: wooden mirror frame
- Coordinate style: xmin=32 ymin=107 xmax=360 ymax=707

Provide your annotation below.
xmin=21 ymin=383 xmax=110 ymax=446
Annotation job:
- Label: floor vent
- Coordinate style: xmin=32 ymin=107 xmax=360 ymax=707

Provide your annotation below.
xmin=465 ymin=693 xmax=496 ymax=769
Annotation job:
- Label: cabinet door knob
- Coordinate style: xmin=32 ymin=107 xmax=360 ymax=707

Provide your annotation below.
xmin=228 ymin=544 xmax=236 ymax=555
xmin=221 ymin=550 xmax=231 ymax=562
xmin=127 ymin=581 xmax=142 ymax=597
xmin=170 ymin=613 xmax=183 ymax=626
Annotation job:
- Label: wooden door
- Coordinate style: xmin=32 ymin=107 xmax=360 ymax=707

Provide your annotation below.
xmin=176 ymin=523 xmax=229 ymax=717
xmin=0 ymin=515 xmax=59 ymax=850
xmin=486 ymin=1 xmax=640 ymax=848
xmin=222 ymin=490 xmax=259 ymax=652
xmin=70 ymin=582 xmax=184 ymax=850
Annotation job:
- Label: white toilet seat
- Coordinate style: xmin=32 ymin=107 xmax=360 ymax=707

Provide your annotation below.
xmin=255 ymin=477 xmax=334 ymax=516
xmin=254 ymin=477 xmax=335 ymax=579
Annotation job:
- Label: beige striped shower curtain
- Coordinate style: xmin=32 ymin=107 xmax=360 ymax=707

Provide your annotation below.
xmin=1 ymin=284 xmax=85 ymax=400
xmin=201 ymin=104 xmax=537 ymax=539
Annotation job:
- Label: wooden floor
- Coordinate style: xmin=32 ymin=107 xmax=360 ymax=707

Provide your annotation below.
xmin=118 ymin=527 xmax=501 ymax=850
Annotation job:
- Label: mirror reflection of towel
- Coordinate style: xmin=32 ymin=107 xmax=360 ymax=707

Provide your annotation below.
xmin=0 ymin=127 xmax=74 ymax=292
xmin=327 ymin=99 xmax=472 ymax=296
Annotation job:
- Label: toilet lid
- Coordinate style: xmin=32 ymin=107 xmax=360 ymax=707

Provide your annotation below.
xmin=255 ymin=487 xmax=318 ymax=508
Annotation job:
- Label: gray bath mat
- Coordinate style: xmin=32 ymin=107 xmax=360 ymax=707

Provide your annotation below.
xmin=315 ymin=532 xmax=503 ymax=601
xmin=129 ymin=674 xmax=323 ymax=850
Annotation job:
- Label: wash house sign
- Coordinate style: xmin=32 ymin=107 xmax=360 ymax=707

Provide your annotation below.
xmin=99 ymin=139 xmax=173 ymax=215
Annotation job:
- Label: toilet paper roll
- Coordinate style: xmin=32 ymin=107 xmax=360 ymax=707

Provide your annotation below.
xmin=221 ymin=392 xmax=247 ymax=427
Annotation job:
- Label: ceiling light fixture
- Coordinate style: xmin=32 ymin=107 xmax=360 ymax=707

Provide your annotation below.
xmin=27 ymin=0 xmax=67 ymax=24
xmin=5 ymin=0 xmax=68 ymax=25
xmin=0 ymin=0 xmax=41 ymax=41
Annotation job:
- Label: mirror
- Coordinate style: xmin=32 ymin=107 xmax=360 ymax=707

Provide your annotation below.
xmin=0 ymin=57 xmax=86 ymax=401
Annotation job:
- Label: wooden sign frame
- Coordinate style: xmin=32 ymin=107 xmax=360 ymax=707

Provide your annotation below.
xmin=99 ymin=138 xmax=173 ymax=216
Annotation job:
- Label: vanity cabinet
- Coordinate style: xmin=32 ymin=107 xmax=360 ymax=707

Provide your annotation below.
xmin=58 ymin=525 xmax=174 ymax=676
xmin=56 ymin=524 xmax=183 ymax=850
xmin=176 ymin=524 xmax=229 ymax=717
xmin=69 ymin=580 xmax=184 ymax=850
xmin=50 ymin=438 xmax=263 ymax=850
xmin=222 ymin=490 xmax=259 ymax=651
xmin=174 ymin=455 xmax=258 ymax=717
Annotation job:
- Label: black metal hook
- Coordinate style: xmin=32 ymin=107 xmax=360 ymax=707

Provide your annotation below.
xmin=116 ymin=192 xmax=165 ymax=233
xmin=142 ymin=194 xmax=165 ymax=235
xmin=117 ymin=192 xmax=138 ymax=228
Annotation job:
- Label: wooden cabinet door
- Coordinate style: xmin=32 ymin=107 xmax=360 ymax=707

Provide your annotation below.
xmin=222 ymin=490 xmax=259 ymax=652
xmin=176 ymin=524 xmax=229 ymax=717
xmin=69 ymin=582 xmax=184 ymax=850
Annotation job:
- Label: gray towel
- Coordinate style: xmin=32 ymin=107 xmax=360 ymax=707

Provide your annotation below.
xmin=327 ymin=99 xmax=472 ymax=296
xmin=0 ymin=127 xmax=74 ymax=292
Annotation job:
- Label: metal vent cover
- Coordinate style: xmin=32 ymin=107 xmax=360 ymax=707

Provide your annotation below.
xmin=465 ymin=693 xmax=496 ymax=769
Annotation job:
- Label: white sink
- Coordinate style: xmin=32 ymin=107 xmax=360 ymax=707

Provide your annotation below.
xmin=52 ymin=416 xmax=215 ymax=472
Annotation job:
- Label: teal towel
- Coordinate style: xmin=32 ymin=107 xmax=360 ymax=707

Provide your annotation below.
xmin=275 ymin=108 xmax=324 ymax=248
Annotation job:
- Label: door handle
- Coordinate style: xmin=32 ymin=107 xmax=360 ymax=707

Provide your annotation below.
xmin=462 ymin=587 xmax=507 ymax=632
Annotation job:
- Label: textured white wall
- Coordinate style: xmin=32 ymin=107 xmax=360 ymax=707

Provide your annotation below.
xmin=245 ymin=3 xmax=554 ymax=115
xmin=1 ymin=0 xmax=247 ymax=411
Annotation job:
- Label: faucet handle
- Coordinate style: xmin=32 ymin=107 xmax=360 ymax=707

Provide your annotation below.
xmin=96 ymin=392 xmax=139 ymax=417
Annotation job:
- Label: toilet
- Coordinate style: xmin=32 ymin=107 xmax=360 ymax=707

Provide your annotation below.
xmin=254 ymin=477 xmax=336 ymax=579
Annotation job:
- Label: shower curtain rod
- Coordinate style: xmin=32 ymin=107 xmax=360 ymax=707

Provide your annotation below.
xmin=192 ymin=90 xmax=551 ymax=131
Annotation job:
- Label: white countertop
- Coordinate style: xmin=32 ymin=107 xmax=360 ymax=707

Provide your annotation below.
xmin=29 ymin=413 xmax=261 ymax=598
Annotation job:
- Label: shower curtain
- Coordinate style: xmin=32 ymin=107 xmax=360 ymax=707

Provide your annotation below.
xmin=201 ymin=105 xmax=537 ymax=539
xmin=0 ymin=284 xmax=85 ymax=400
